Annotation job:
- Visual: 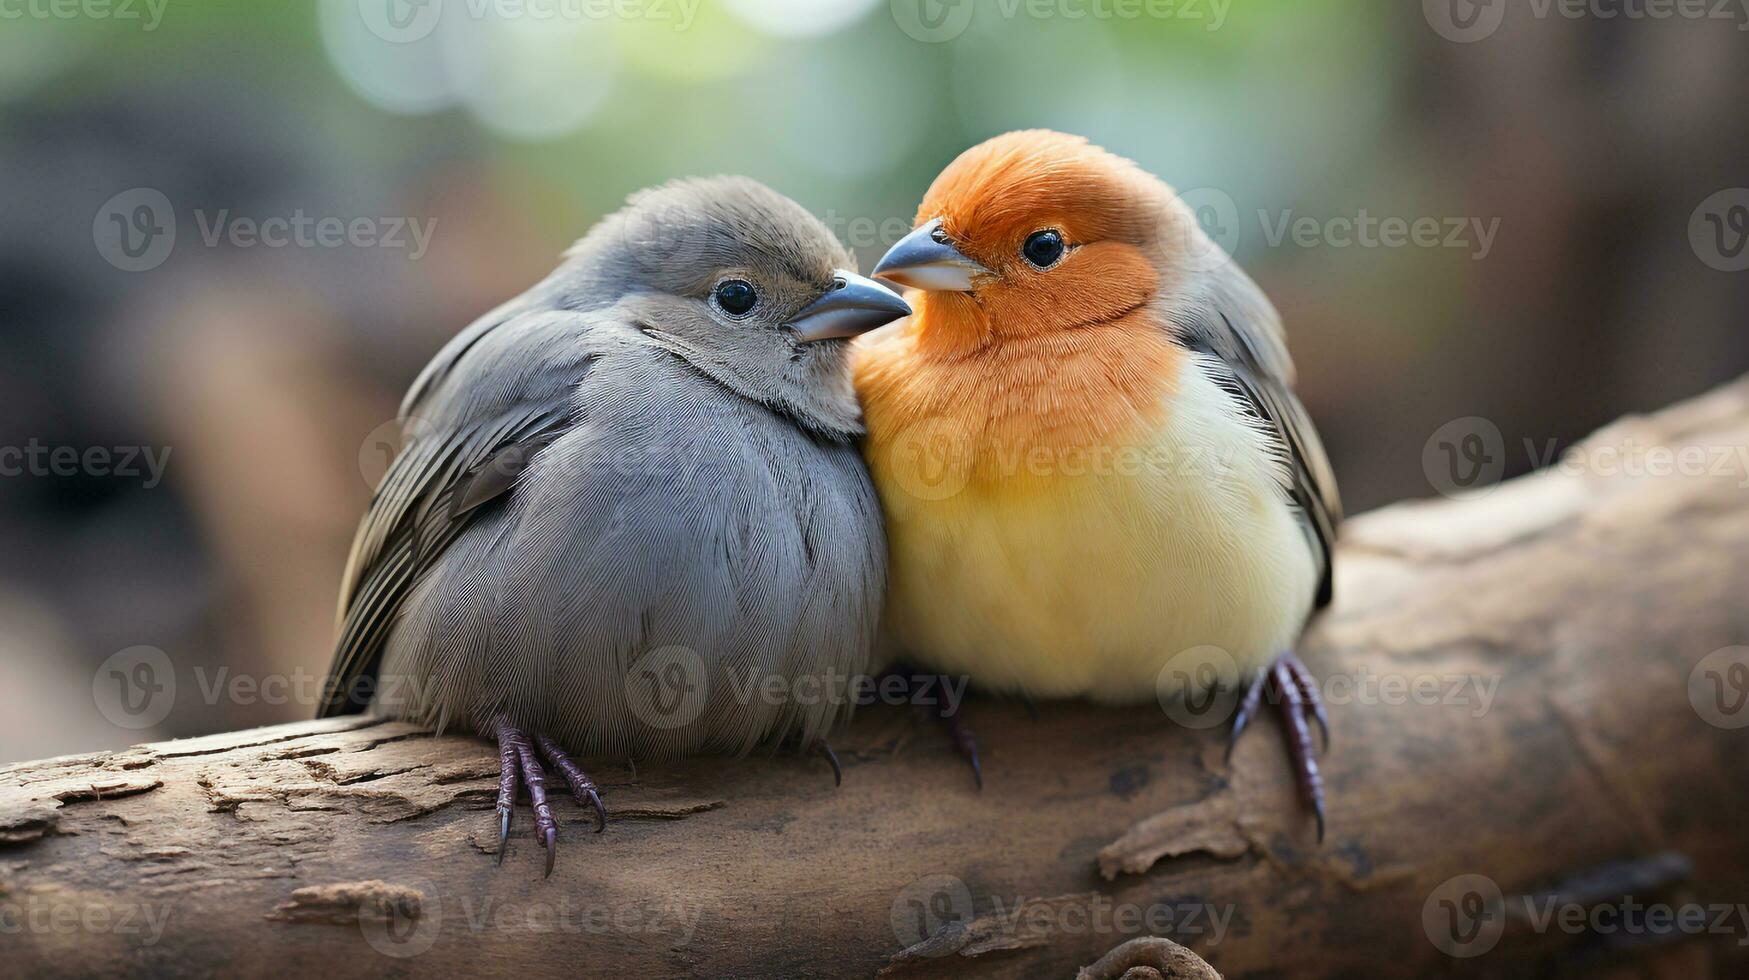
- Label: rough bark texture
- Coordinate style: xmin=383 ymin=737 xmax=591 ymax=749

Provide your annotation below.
xmin=7 ymin=377 xmax=1749 ymax=979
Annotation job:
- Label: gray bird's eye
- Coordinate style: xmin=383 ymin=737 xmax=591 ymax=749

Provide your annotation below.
xmin=714 ymin=279 xmax=758 ymax=317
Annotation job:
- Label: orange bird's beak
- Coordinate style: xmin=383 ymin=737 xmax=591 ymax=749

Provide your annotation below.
xmin=873 ymin=218 xmax=989 ymax=292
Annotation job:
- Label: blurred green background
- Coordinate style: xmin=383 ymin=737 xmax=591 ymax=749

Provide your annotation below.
xmin=2 ymin=0 xmax=1746 ymax=761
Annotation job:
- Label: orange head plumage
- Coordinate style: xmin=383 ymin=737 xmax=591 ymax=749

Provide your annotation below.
xmin=857 ymin=130 xmax=1207 ymax=469
xmin=873 ymin=130 xmax=1203 ymax=350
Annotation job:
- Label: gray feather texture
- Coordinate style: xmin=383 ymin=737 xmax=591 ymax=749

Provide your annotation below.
xmin=321 ymin=177 xmax=888 ymax=761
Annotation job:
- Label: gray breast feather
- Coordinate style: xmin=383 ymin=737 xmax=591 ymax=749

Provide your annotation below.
xmin=371 ymin=339 xmax=887 ymax=760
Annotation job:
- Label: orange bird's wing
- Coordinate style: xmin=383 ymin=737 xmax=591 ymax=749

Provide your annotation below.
xmin=1163 ymin=260 xmax=1342 ymax=611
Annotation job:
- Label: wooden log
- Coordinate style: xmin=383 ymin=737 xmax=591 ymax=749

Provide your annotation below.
xmin=6 ymin=377 xmax=1749 ymax=979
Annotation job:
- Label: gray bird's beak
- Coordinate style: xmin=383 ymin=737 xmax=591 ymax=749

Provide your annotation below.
xmin=787 ymin=270 xmax=911 ymax=343
xmin=871 ymin=218 xmax=989 ymax=292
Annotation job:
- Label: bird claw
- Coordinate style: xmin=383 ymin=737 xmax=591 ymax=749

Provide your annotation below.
xmin=494 ymin=723 xmax=609 ymax=876
xmin=934 ymin=676 xmax=983 ymax=789
xmin=1227 ymin=653 xmax=1329 ymax=842
xmin=814 ymin=740 xmax=843 ymax=788
xmin=1285 ymin=656 xmax=1331 ymax=754
xmin=1226 ymin=669 xmax=1270 ymax=761
xmin=585 ymin=789 xmax=607 ymax=834
xmin=889 ymin=667 xmax=986 ymax=788
xmin=534 ymin=731 xmax=609 ymax=837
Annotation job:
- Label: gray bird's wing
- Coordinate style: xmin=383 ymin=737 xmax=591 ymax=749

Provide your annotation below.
xmin=372 ymin=333 xmax=884 ymax=758
xmin=1164 ymin=261 xmax=1342 ymax=609
xmin=320 ymin=308 xmax=595 ymax=717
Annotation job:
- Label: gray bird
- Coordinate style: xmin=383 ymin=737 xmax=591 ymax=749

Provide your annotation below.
xmin=318 ymin=177 xmax=907 ymax=875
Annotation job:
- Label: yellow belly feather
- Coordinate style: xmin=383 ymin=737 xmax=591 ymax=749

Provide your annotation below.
xmin=857 ymin=326 xmax=1316 ymax=703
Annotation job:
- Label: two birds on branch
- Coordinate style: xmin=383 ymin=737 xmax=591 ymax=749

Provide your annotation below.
xmin=316 ymin=130 xmax=1341 ymax=877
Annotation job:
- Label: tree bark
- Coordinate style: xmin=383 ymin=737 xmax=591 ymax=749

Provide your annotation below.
xmin=6 ymin=377 xmax=1749 ymax=979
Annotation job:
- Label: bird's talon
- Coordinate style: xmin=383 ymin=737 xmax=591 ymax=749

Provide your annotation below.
xmin=814 ymin=740 xmax=843 ymax=788
xmin=1246 ymin=654 xmax=1328 ymax=842
xmin=888 ymin=667 xmax=986 ymax=788
xmin=1284 ymin=656 xmax=1331 ymax=754
xmin=533 ymin=731 xmax=608 ymax=836
xmin=1227 ymin=669 xmax=1270 ymax=757
xmin=587 ymin=790 xmax=607 ymax=834
xmin=939 ymin=680 xmax=983 ymax=788
xmin=496 ymin=723 xmax=606 ymax=875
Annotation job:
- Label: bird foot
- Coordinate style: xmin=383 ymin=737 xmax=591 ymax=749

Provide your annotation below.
xmin=494 ymin=721 xmax=607 ymax=878
xmin=813 ymin=739 xmax=843 ymax=787
xmin=1228 ymin=652 xmax=1329 ymax=842
xmin=891 ymin=669 xmax=982 ymax=789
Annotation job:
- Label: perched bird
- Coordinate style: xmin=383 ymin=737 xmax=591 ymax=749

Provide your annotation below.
xmin=319 ymin=177 xmax=907 ymax=874
xmin=855 ymin=131 xmax=1340 ymax=836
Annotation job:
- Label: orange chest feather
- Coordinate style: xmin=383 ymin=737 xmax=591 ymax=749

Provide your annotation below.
xmin=854 ymin=311 xmax=1184 ymax=483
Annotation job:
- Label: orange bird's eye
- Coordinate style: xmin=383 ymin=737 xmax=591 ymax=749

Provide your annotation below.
xmin=1021 ymin=229 xmax=1066 ymax=269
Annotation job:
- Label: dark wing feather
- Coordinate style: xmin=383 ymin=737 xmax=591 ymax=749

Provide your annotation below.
xmin=319 ymin=310 xmax=595 ymax=717
xmin=1166 ymin=262 xmax=1342 ymax=609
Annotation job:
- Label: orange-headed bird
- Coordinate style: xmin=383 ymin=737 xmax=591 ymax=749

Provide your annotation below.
xmin=855 ymin=130 xmax=1340 ymax=837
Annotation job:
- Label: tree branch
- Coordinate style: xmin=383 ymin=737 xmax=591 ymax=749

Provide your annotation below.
xmin=7 ymin=377 xmax=1749 ymax=978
